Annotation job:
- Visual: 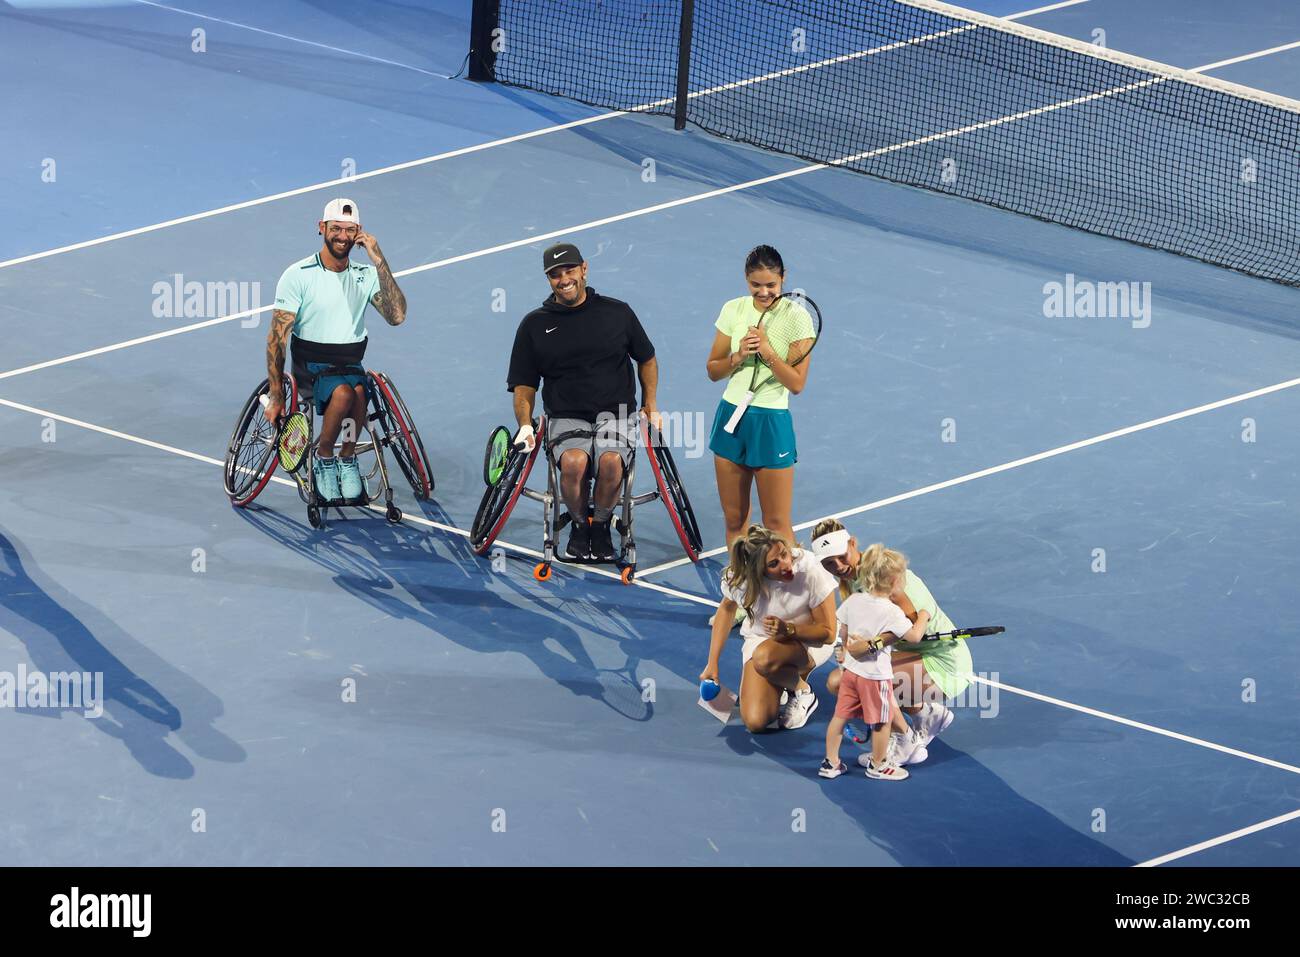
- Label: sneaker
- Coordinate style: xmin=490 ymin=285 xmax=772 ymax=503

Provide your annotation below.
xmin=864 ymin=758 xmax=910 ymax=781
xmin=818 ymin=759 xmax=849 ymax=779
xmin=565 ymin=520 xmax=589 ymax=560
xmin=588 ymin=519 xmax=616 ymax=561
xmin=337 ymin=456 xmax=363 ymax=501
xmin=919 ymin=702 xmax=954 ymax=739
xmin=860 ymin=730 xmax=928 ymax=768
xmin=313 ymin=457 xmax=341 ymax=503
xmin=779 ymin=687 xmax=818 ymax=730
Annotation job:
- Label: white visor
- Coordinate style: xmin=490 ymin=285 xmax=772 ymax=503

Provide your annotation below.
xmin=811 ymin=529 xmax=851 ymax=561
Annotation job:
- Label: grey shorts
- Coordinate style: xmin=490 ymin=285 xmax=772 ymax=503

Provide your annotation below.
xmin=547 ymin=414 xmax=637 ymax=479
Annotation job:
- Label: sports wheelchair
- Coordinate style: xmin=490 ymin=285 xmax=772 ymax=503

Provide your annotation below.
xmin=223 ymin=367 xmax=433 ymax=528
xmin=469 ymin=415 xmax=703 ymax=584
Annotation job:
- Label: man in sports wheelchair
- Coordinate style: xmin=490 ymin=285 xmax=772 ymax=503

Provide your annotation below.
xmin=222 ymin=199 xmax=432 ymax=526
xmin=469 ymin=243 xmax=702 ymax=582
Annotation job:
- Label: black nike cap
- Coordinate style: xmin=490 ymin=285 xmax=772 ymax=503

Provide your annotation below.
xmin=543 ymin=242 xmax=583 ymax=274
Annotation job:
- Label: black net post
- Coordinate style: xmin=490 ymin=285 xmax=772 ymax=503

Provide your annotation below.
xmin=674 ymin=0 xmax=695 ymax=129
xmin=468 ymin=0 xmax=500 ymax=82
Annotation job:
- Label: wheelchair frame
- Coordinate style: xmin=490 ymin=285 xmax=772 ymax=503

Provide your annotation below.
xmin=470 ymin=415 xmax=703 ymax=584
xmin=223 ymin=368 xmax=433 ymax=529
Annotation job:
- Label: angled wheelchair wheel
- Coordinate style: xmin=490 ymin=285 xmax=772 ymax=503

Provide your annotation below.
xmin=370 ymin=371 xmax=434 ymax=499
xmin=639 ymin=417 xmax=703 ymax=561
xmin=224 ymin=375 xmax=296 ymax=507
xmin=470 ymin=417 xmax=543 ymax=556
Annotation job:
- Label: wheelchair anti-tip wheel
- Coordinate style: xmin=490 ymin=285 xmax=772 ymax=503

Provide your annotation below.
xmin=224 ymin=375 xmax=297 ymax=507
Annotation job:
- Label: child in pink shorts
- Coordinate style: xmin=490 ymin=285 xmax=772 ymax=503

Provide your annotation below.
xmin=820 ymin=545 xmax=930 ymax=781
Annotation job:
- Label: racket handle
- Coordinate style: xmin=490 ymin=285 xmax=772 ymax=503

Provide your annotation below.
xmin=722 ymin=392 xmax=754 ymax=434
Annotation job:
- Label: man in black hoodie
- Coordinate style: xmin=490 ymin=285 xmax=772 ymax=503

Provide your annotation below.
xmin=507 ymin=242 xmax=660 ymax=563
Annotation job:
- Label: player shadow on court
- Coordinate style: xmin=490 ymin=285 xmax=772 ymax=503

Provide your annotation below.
xmin=0 ymin=529 xmax=246 ymax=779
xmin=716 ymin=708 xmax=1133 ymax=865
xmin=235 ymin=505 xmax=701 ymax=721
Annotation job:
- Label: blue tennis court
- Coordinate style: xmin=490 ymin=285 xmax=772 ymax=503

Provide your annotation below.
xmin=2 ymin=0 xmax=1299 ymax=866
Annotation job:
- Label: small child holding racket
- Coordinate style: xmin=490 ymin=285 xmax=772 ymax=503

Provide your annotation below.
xmin=820 ymin=545 xmax=930 ymax=781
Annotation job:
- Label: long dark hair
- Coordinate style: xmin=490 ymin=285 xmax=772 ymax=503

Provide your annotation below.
xmin=744 ymin=244 xmax=784 ymax=276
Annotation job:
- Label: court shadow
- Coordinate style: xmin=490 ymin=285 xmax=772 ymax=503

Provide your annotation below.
xmin=0 ymin=529 xmax=246 ymax=779
xmin=235 ymin=504 xmax=702 ymax=721
xmin=721 ymin=713 xmax=1133 ymax=865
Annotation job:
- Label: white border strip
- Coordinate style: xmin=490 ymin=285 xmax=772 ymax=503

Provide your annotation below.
xmin=636 ymin=374 xmax=1300 ymax=578
xmin=1138 ymin=808 xmax=1300 ymax=866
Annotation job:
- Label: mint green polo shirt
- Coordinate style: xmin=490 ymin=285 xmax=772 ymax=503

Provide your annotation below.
xmin=274 ymin=254 xmax=379 ymax=344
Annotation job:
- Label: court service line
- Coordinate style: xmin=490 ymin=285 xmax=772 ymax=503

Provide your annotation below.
xmin=129 ymin=0 xmax=447 ymax=77
xmin=0 ymin=161 xmax=822 ymax=381
xmin=636 ymin=374 xmax=1300 ymax=578
xmin=6 ymin=25 xmax=1298 ymax=380
xmin=0 ymin=0 xmax=1089 ymax=272
xmin=1137 ymin=808 xmax=1300 ymax=867
xmin=0 ymin=397 xmax=712 ymax=608
xmin=4 ymin=395 xmax=1298 ymax=787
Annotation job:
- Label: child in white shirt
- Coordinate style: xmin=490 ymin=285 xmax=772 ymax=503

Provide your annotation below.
xmin=820 ymin=545 xmax=930 ymax=781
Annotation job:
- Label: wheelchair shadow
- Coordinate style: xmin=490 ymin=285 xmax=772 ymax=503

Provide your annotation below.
xmin=236 ymin=504 xmax=669 ymax=722
xmin=0 ymin=529 xmax=246 ymax=779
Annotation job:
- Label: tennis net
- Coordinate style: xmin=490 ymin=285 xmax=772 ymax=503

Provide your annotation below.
xmin=468 ymin=0 xmax=1300 ymax=286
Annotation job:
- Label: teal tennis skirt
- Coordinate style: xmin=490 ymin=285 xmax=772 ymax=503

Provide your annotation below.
xmin=708 ymin=399 xmax=797 ymax=470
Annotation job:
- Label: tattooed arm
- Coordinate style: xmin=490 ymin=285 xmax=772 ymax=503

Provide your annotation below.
xmin=264 ymin=308 xmax=295 ymax=421
xmin=356 ymin=231 xmax=407 ymax=326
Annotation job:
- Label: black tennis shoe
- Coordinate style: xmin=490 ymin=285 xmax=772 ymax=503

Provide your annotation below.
xmin=589 ymin=519 xmax=616 ymax=561
xmin=565 ymin=520 xmax=590 ymax=560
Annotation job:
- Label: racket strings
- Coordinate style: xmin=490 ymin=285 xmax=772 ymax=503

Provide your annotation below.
xmin=279 ymin=414 xmax=311 ymax=471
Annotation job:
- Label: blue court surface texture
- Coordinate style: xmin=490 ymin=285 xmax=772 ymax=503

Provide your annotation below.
xmin=2 ymin=0 xmax=1299 ymax=867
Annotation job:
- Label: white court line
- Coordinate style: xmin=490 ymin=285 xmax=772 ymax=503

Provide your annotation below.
xmin=8 ymin=19 xmax=1298 ymax=379
xmin=1138 ymin=808 xmax=1300 ymax=867
xmin=4 ymin=393 xmax=1299 ymax=806
xmin=1004 ymin=0 xmax=1092 ymax=19
xmin=0 ymin=0 xmax=1187 ymax=274
xmin=636 ymin=375 xmax=1300 ymax=578
xmin=969 ymin=675 xmax=1300 ymax=776
xmin=129 ymin=0 xmax=447 ymax=77
xmin=11 ymin=19 xmax=1299 ymax=384
xmin=0 ymin=161 xmax=820 ymax=381
xmin=0 ymin=109 xmax=625 ymax=272
xmin=0 ymin=397 xmax=711 ymax=608
xmin=1195 ymin=38 xmax=1300 ymax=72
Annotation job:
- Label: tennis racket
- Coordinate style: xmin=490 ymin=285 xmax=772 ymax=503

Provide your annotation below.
xmin=722 ymin=291 xmax=823 ymax=434
xmin=483 ymin=425 xmax=511 ymax=487
xmin=259 ymin=394 xmax=311 ymax=473
xmin=899 ymin=626 xmax=1005 ymax=653
xmin=916 ymin=626 xmax=1004 ymax=643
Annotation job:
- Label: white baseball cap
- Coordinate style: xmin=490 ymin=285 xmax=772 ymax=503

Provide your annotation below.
xmin=811 ymin=529 xmax=851 ymax=561
xmin=322 ymin=198 xmax=360 ymax=224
